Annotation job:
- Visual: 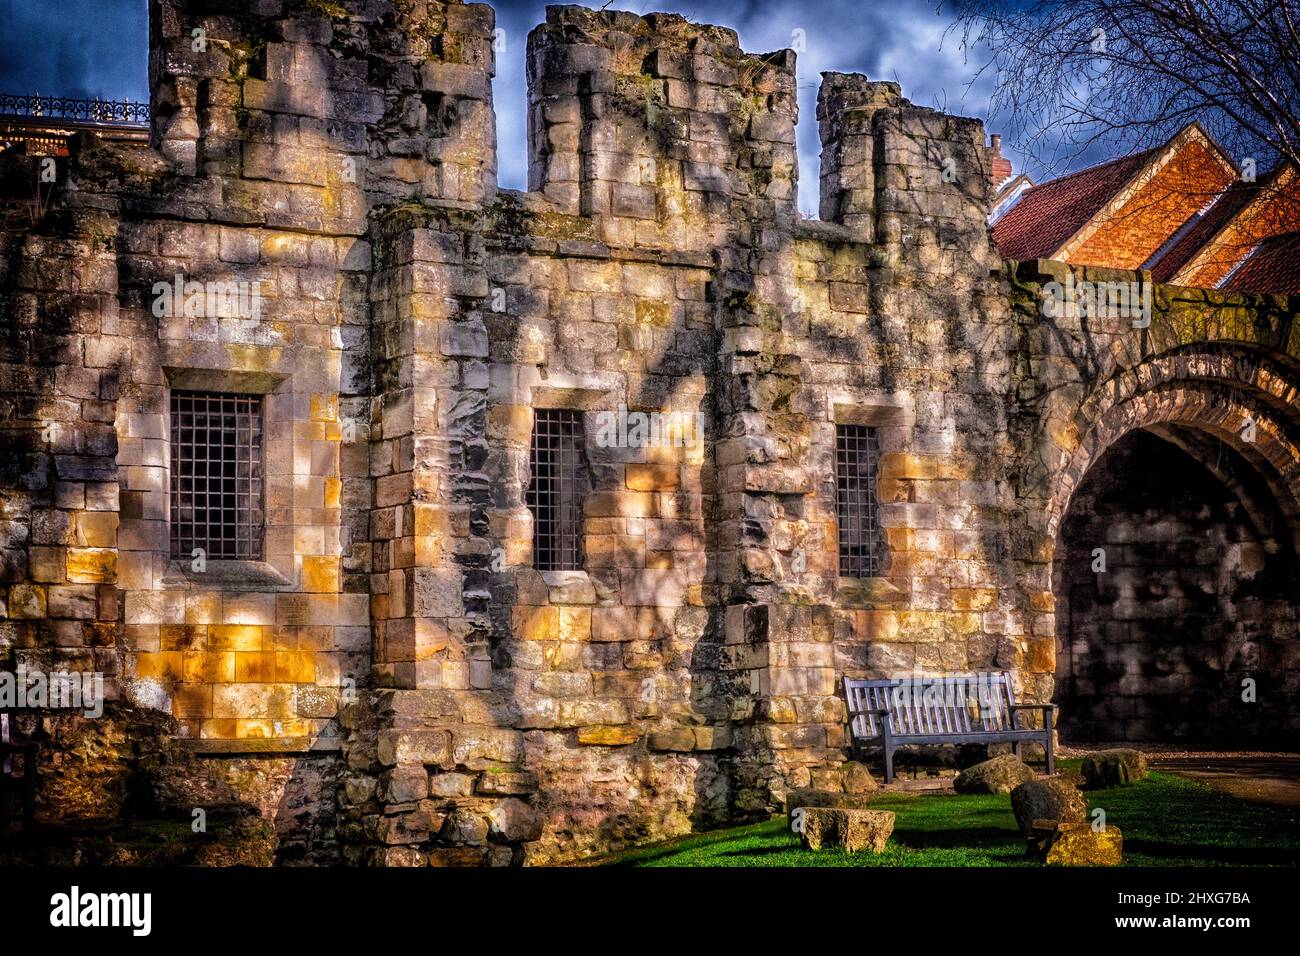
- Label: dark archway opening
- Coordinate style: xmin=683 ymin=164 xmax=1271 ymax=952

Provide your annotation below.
xmin=1053 ymin=428 xmax=1300 ymax=746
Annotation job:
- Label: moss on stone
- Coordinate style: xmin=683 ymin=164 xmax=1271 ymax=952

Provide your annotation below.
xmin=307 ymin=0 xmax=351 ymax=19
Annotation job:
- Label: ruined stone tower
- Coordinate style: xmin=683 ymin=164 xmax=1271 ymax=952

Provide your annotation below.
xmin=2 ymin=0 xmax=1297 ymax=865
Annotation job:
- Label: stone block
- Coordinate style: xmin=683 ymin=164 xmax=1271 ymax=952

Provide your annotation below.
xmin=377 ymin=729 xmax=453 ymax=767
xmin=414 ymin=568 xmax=465 ymax=618
xmin=74 ymin=512 xmax=118 ymax=548
xmin=954 ymin=754 xmax=1036 ymax=795
xmin=7 ymin=584 xmax=47 ymax=618
xmin=488 ymin=798 xmax=544 ymax=843
xmin=441 ymin=807 xmax=490 ymax=845
xmin=475 ymin=770 xmax=538 ymax=796
xmin=47 ymin=585 xmax=96 ymax=619
xmin=647 ymin=727 xmax=696 ymax=752
xmin=1081 ymin=749 xmax=1149 ymax=789
xmin=378 ymin=809 xmax=435 ymax=845
xmin=784 ymin=789 xmax=873 ymax=834
xmin=798 ymin=808 xmax=895 ymax=853
xmin=842 ymin=761 xmax=879 ymax=794
xmin=381 ymin=766 xmax=431 ymax=803
xmin=1028 ymin=821 xmax=1123 ymax=866
xmin=1010 ymin=777 xmax=1088 ymax=834
xmin=430 ymin=773 xmax=477 ymax=797
xmin=625 ymin=463 xmax=679 ymax=491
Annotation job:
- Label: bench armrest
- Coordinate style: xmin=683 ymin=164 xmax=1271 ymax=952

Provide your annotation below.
xmin=1008 ymin=703 xmax=1055 ymax=731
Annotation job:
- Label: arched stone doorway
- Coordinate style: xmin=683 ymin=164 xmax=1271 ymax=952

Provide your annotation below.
xmin=1043 ymin=346 xmax=1300 ymax=748
xmin=1053 ymin=427 xmax=1299 ymax=743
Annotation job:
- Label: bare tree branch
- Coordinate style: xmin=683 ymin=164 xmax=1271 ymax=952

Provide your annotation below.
xmin=942 ymin=0 xmax=1300 ymax=182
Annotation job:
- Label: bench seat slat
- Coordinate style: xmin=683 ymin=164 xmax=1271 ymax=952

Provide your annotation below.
xmin=847 ymin=729 xmax=1047 ymax=744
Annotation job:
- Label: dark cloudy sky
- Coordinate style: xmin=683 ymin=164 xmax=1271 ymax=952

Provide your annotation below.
xmin=0 ymin=0 xmax=1018 ymax=216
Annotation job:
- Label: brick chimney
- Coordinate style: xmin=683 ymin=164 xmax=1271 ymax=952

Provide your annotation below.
xmin=990 ymin=134 xmax=1013 ymax=190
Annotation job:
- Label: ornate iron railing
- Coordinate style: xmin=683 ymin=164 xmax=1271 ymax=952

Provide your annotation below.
xmin=0 ymin=93 xmax=149 ymax=125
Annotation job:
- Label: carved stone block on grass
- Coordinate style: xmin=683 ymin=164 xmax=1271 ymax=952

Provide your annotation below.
xmin=1081 ymin=749 xmax=1149 ymax=789
xmin=798 ymin=807 xmax=895 ymax=853
xmin=784 ymin=789 xmax=873 ymax=830
xmin=1028 ymin=820 xmax=1123 ymax=866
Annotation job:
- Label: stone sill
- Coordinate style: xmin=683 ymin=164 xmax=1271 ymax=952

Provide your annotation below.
xmin=160 ymin=559 xmax=294 ymax=592
xmin=180 ymin=737 xmax=340 ymax=756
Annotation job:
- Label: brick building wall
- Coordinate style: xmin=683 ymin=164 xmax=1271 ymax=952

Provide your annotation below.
xmin=1067 ymin=137 xmax=1235 ymax=269
xmin=1178 ymin=166 xmax=1300 ymax=288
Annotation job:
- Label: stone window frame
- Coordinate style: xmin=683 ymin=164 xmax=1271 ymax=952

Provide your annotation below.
xmin=834 ymin=422 xmax=886 ymax=577
xmin=830 ymin=398 xmax=909 ymax=606
xmin=169 ymin=389 xmax=266 ymax=562
xmin=160 ymin=367 xmax=295 ymax=591
xmin=527 ymin=407 xmax=588 ymax=572
xmin=526 ymin=382 xmax=613 ymax=596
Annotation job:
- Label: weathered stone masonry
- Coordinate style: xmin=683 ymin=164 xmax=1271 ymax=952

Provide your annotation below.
xmin=1 ymin=0 xmax=1298 ymax=865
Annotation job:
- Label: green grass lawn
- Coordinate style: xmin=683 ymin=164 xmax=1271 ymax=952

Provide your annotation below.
xmin=602 ymin=769 xmax=1300 ymax=867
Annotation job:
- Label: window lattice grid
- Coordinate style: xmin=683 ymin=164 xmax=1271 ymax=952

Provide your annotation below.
xmin=170 ymin=390 xmax=265 ymax=561
xmin=527 ymin=409 xmax=586 ymax=571
xmin=835 ymin=424 xmax=885 ymax=577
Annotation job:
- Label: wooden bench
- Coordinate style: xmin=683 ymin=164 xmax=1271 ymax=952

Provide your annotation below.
xmin=844 ymin=672 xmax=1055 ymax=783
xmin=0 ymin=712 xmax=37 ymax=829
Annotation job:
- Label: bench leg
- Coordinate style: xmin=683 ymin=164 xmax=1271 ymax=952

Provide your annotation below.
xmin=1044 ymin=730 xmax=1054 ymax=777
xmin=883 ymin=744 xmax=895 ymax=785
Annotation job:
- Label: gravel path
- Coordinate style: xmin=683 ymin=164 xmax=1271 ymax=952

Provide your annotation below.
xmin=1060 ymin=744 xmax=1300 ymax=811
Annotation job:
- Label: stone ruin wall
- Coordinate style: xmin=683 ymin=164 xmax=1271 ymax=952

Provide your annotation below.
xmin=338 ymin=2 xmax=1030 ymax=864
xmin=2 ymin=0 xmax=1297 ymax=865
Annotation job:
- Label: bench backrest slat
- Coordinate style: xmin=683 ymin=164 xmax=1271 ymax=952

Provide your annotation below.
xmin=945 ymin=677 xmax=962 ymax=732
xmin=983 ymin=672 xmax=1016 ymax=731
xmin=924 ymin=681 xmax=939 ymax=734
xmin=974 ymin=674 xmax=993 ymax=730
xmin=956 ymin=677 xmax=974 ymax=732
xmin=845 ymin=681 xmax=870 ymax=739
xmin=892 ymin=684 xmax=912 ymax=735
xmin=953 ymin=677 xmax=968 ymax=733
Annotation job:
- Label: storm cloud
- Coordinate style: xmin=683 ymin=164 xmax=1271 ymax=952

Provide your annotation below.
xmin=0 ymin=0 xmax=148 ymax=102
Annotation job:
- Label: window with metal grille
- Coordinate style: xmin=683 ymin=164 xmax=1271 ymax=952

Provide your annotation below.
xmin=170 ymin=390 xmax=264 ymax=561
xmin=527 ymin=409 xmax=586 ymax=571
xmin=835 ymin=424 xmax=886 ymax=577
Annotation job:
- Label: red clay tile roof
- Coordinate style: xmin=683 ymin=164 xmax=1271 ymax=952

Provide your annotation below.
xmin=992 ymin=147 xmax=1160 ymax=261
xmin=1149 ymin=173 xmax=1275 ymax=282
xmin=1220 ymin=230 xmax=1300 ymax=295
